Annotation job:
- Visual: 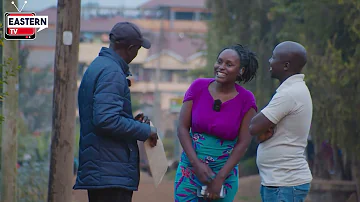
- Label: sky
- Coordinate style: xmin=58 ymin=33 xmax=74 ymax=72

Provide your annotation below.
xmin=11 ymin=0 xmax=149 ymax=11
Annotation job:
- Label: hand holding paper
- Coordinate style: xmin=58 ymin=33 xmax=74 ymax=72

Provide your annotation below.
xmin=144 ymin=121 xmax=168 ymax=187
xmin=148 ymin=126 xmax=158 ymax=147
xmin=134 ymin=113 xmax=159 ymax=147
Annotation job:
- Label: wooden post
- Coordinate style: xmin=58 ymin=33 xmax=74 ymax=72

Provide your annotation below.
xmin=1 ymin=0 xmax=19 ymax=201
xmin=0 ymin=0 xmax=3 ymax=61
xmin=47 ymin=0 xmax=81 ymax=201
xmin=0 ymin=0 xmax=3 ymax=157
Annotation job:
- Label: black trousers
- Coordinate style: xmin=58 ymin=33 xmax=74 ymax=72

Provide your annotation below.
xmin=87 ymin=188 xmax=133 ymax=202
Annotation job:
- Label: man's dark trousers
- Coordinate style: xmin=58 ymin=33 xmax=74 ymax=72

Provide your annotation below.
xmin=87 ymin=188 xmax=133 ymax=202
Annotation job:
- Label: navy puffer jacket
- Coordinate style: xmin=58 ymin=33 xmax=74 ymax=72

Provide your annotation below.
xmin=73 ymin=47 xmax=150 ymax=191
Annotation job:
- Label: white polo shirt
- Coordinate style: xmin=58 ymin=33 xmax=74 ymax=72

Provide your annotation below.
xmin=256 ymin=74 xmax=313 ymax=187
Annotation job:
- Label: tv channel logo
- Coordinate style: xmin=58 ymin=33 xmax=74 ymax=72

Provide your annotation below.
xmin=3 ymin=1 xmax=48 ymax=40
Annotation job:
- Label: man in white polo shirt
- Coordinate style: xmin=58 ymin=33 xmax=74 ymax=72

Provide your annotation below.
xmin=249 ymin=41 xmax=313 ymax=202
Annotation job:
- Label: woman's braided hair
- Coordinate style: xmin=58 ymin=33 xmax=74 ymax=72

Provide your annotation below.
xmin=217 ymin=44 xmax=259 ymax=84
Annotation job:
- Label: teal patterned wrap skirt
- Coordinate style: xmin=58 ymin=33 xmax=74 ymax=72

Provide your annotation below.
xmin=174 ymin=132 xmax=239 ymax=202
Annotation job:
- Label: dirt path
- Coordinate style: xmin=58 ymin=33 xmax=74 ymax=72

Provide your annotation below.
xmin=72 ymin=173 xmax=262 ymax=202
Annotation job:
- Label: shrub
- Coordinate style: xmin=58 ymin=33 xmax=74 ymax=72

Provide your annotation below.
xmin=239 ymin=157 xmax=259 ymax=177
xmin=17 ymin=161 xmax=49 ymax=202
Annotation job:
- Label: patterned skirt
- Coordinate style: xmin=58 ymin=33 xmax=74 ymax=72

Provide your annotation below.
xmin=174 ymin=132 xmax=239 ymax=202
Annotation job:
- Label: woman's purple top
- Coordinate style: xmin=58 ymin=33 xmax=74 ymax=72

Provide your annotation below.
xmin=183 ymin=78 xmax=257 ymax=140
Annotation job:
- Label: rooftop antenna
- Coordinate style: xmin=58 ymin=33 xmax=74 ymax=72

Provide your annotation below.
xmin=11 ymin=1 xmax=27 ymax=12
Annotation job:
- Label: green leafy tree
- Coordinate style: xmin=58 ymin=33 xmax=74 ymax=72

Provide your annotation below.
xmin=269 ymin=0 xmax=360 ymax=179
xmin=200 ymin=0 xmax=360 ymax=184
xmin=0 ymin=22 xmax=22 ymax=160
xmin=19 ymin=66 xmax=53 ymax=133
xmin=192 ymin=0 xmax=280 ymax=166
xmin=195 ymin=0 xmax=276 ymax=108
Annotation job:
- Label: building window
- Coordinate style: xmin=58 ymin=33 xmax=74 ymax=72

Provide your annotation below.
xmin=80 ymin=32 xmax=94 ymax=42
xmin=143 ymin=69 xmax=154 ymax=82
xmin=200 ymin=12 xmax=212 ymax=20
xmin=160 ymin=70 xmax=173 ymax=82
xmin=176 ymin=70 xmax=192 ymax=83
xmin=129 ymin=63 xmax=141 ymax=81
xmin=175 ymin=12 xmax=194 ymax=20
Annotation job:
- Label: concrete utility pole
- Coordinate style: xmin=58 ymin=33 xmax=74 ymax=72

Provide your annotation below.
xmin=153 ymin=7 xmax=165 ymax=132
xmin=1 ymin=0 xmax=19 ymax=201
xmin=47 ymin=0 xmax=81 ymax=201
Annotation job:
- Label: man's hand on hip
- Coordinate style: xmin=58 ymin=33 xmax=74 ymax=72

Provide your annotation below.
xmin=257 ymin=126 xmax=275 ymax=143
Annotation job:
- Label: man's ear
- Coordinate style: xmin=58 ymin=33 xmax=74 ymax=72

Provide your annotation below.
xmin=284 ymin=62 xmax=290 ymax=70
xmin=127 ymin=45 xmax=134 ymax=51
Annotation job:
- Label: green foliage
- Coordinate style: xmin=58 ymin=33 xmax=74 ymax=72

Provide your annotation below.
xmin=204 ymin=0 xmax=360 ymax=175
xmin=0 ymin=21 xmax=22 ymax=168
xmin=17 ymin=162 xmax=49 ymax=202
xmin=16 ymin=133 xmax=50 ymax=201
xmin=0 ymin=22 xmax=22 ymax=122
xmin=0 ymin=25 xmax=50 ymax=196
xmin=269 ymin=0 xmax=360 ymax=157
xmin=238 ymin=157 xmax=259 ymax=177
xmin=19 ymin=66 xmax=53 ymax=133
xmin=162 ymin=136 xmax=175 ymax=158
xmin=18 ymin=133 xmax=50 ymax=164
xmin=198 ymin=0 xmax=277 ymax=109
xmin=0 ymin=161 xmax=49 ymax=202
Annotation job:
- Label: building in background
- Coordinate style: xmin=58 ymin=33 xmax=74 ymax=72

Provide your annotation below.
xmin=139 ymin=0 xmax=211 ymax=21
xmin=21 ymin=0 xmax=210 ymax=156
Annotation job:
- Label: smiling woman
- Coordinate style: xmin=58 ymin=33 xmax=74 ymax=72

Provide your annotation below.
xmin=215 ymin=44 xmax=258 ymax=84
xmin=174 ymin=44 xmax=259 ymax=201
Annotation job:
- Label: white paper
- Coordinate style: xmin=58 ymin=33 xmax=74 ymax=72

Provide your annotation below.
xmin=144 ymin=121 xmax=168 ymax=187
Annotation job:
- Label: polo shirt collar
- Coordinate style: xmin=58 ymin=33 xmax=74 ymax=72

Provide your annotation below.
xmin=276 ymin=74 xmax=305 ymax=92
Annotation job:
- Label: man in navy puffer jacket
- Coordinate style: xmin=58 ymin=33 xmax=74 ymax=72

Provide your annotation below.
xmin=74 ymin=22 xmax=158 ymax=202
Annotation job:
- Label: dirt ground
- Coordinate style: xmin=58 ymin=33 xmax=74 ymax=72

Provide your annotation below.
xmin=72 ymin=173 xmax=262 ymax=202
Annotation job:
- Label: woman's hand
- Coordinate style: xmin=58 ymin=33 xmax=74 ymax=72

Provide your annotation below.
xmin=193 ymin=161 xmax=216 ymax=185
xmin=204 ymin=176 xmax=224 ymax=200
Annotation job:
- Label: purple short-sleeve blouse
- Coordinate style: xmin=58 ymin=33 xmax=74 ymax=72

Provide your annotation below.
xmin=183 ymin=78 xmax=257 ymax=140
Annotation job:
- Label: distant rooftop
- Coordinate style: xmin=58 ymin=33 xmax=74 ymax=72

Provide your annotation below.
xmin=148 ymin=32 xmax=206 ymax=60
xmin=36 ymin=6 xmax=57 ymax=24
xmin=34 ymin=6 xmax=208 ymax=33
xmin=139 ymin=0 xmax=207 ymax=9
xmin=80 ymin=16 xmax=128 ymax=33
xmin=26 ymin=6 xmax=208 ymax=60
